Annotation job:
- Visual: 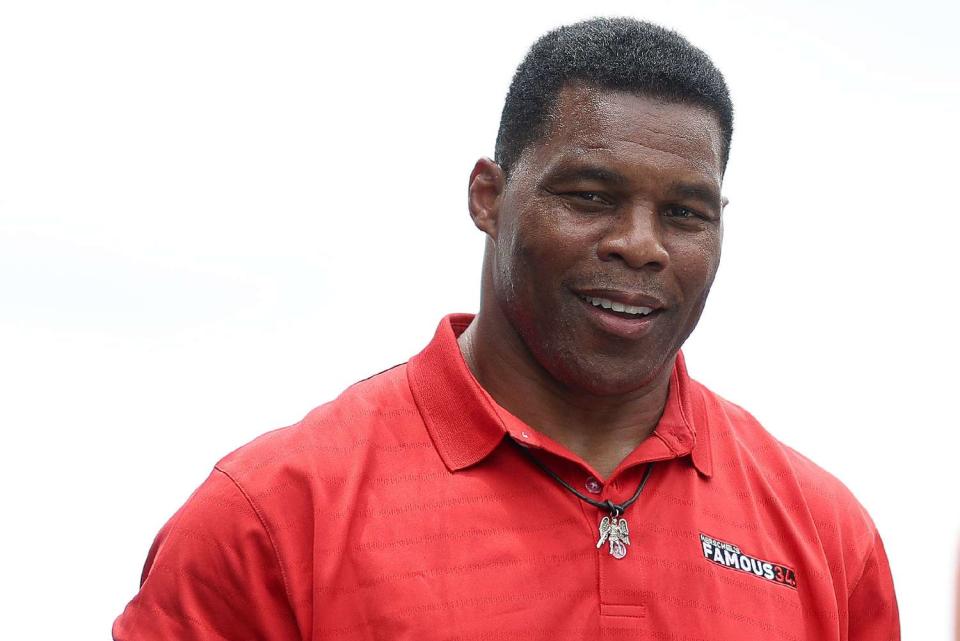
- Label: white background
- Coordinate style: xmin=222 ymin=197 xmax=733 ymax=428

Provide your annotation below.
xmin=1 ymin=0 xmax=957 ymax=638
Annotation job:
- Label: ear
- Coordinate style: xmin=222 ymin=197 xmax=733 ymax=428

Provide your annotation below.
xmin=467 ymin=157 xmax=506 ymax=240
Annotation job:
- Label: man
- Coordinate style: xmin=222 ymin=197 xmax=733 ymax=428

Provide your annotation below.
xmin=114 ymin=18 xmax=899 ymax=640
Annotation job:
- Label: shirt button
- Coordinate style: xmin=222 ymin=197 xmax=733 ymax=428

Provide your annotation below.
xmin=585 ymin=477 xmax=602 ymax=494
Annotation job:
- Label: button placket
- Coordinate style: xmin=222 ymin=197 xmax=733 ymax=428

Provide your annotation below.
xmin=596 ymin=466 xmax=652 ymax=623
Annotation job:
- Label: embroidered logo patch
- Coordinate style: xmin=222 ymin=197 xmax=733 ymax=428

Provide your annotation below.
xmin=699 ymin=533 xmax=797 ymax=590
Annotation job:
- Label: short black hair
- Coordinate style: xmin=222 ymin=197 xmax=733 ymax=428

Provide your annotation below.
xmin=495 ymin=18 xmax=734 ymax=175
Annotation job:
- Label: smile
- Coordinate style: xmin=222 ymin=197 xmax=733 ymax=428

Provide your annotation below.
xmin=580 ymin=295 xmax=653 ymax=317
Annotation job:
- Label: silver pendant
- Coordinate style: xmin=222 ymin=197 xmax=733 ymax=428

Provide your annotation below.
xmin=596 ymin=515 xmax=630 ymax=559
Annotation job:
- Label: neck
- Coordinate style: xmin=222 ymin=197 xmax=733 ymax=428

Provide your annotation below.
xmin=458 ymin=311 xmax=673 ymax=479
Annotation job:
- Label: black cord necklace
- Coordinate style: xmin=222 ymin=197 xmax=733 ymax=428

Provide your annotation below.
xmin=509 ymin=438 xmax=654 ymax=559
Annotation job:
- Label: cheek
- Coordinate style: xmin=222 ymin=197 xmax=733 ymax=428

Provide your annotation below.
xmin=671 ymin=233 xmax=722 ymax=295
xmin=503 ymin=208 xmax=582 ymax=284
xmin=493 ymin=216 xmax=545 ymax=305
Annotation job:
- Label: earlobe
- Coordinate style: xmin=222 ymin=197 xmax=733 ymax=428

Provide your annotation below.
xmin=467 ymin=158 xmax=505 ymax=240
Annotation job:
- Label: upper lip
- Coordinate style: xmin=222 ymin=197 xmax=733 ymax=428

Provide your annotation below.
xmin=574 ymin=288 xmax=667 ymax=310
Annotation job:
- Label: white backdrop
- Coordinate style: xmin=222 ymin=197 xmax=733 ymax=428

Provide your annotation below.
xmin=1 ymin=0 xmax=957 ymax=638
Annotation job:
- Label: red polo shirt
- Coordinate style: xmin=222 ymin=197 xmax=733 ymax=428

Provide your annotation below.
xmin=114 ymin=314 xmax=899 ymax=640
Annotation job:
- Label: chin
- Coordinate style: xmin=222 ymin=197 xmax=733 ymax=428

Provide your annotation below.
xmin=547 ymin=351 xmax=667 ymax=397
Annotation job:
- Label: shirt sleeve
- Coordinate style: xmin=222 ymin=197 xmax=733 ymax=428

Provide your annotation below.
xmin=113 ymin=468 xmax=301 ymax=641
xmin=847 ymin=530 xmax=900 ymax=641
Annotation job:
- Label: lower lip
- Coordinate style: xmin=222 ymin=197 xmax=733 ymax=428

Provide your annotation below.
xmin=577 ymin=296 xmax=660 ymax=339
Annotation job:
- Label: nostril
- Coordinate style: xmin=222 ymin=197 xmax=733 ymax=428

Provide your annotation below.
xmin=599 ymin=243 xmax=669 ymax=271
xmin=597 ymin=212 xmax=669 ymax=270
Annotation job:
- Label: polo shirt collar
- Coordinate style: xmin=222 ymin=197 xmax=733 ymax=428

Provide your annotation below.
xmin=407 ymin=314 xmax=713 ymax=477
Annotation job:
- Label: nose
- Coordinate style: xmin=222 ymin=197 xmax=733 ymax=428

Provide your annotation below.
xmin=597 ymin=203 xmax=669 ymax=271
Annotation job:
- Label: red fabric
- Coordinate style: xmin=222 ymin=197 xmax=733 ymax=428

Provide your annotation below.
xmin=114 ymin=314 xmax=899 ymax=640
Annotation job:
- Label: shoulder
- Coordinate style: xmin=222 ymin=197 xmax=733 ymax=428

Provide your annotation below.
xmin=690 ymin=379 xmax=881 ymax=592
xmin=214 ymin=362 xmax=427 ymax=491
xmin=692 ymin=378 xmax=863 ymax=502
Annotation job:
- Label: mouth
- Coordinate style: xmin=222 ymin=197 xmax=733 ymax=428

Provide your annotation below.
xmin=579 ymin=295 xmax=655 ymax=319
xmin=574 ymin=290 xmax=666 ymax=339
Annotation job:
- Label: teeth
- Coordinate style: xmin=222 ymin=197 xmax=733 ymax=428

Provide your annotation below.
xmin=583 ymin=296 xmax=653 ymax=316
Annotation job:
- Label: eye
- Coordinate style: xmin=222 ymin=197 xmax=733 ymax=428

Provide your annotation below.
xmin=574 ymin=192 xmax=603 ymax=202
xmin=565 ymin=191 xmax=613 ymax=206
xmin=664 ymin=205 xmax=706 ymax=220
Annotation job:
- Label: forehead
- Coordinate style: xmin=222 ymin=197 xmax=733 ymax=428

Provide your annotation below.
xmin=525 ymin=84 xmax=724 ymax=181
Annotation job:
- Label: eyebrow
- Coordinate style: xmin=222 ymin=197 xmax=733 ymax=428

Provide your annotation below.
xmin=541 ymin=165 xmax=629 ymax=187
xmin=541 ymin=164 xmax=721 ymax=204
xmin=667 ymin=182 xmax=721 ymax=205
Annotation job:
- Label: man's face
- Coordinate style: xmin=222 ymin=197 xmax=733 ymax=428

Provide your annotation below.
xmin=485 ymin=84 xmax=725 ymax=395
